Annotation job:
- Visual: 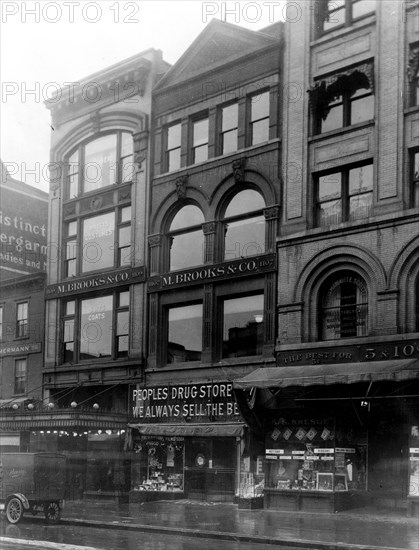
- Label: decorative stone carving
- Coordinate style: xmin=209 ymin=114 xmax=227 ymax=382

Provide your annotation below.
xmin=202 ymin=221 xmax=217 ymax=235
xmin=232 ymin=157 xmax=246 ymax=184
xmin=90 ymin=196 xmax=103 ymax=211
xmin=90 ymin=111 xmax=101 ymax=134
xmin=148 ymin=234 xmax=163 ymax=248
xmin=264 ymin=206 xmax=280 ymax=220
xmin=175 ymin=174 xmax=188 ymax=200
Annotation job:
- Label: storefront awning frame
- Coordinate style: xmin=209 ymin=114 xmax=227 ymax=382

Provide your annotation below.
xmin=128 ymin=422 xmax=245 ymax=437
xmin=233 ymin=359 xmax=419 ymax=390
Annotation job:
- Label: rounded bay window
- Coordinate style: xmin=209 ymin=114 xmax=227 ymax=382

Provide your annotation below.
xmin=320 ymin=272 xmax=368 ymax=340
xmin=167 ymin=205 xmax=205 ymax=271
xmin=222 ymin=189 xmax=266 ymax=261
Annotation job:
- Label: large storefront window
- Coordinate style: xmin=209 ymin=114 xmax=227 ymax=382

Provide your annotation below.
xmin=223 ymin=190 xmax=266 ymax=261
xmin=167 ymin=303 xmax=202 ymax=363
xmin=321 ymin=274 xmax=368 ymax=340
xmin=222 ymin=294 xmax=264 ymax=358
xmin=65 ymin=132 xmax=133 ymax=199
xmin=265 ymin=418 xmax=367 ymax=493
xmin=168 ymin=205 xmax=204 ymax=271
xmin=64 ymin=205 xmax=131 ymax=277
xmin=409 ymin=425 xmax=419 ymax=498
xmin=62 ymin=290 xmax=129 ymax=363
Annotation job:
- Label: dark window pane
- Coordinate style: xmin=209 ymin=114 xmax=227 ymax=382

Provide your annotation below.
xmin=225 ymin=190 xmax=265 ymax=217
xmin=223 ymin=295 xmax=264 ymax=358
xmin=349 ymin=164 xmax=373 ymax=194
xmin=80 ymin=296 xmax=113 ymax=359
xmin=64 ymin=319 xmax=74 ymax=343
xmin=168 ymin=304 xmax=202 ymax=363
xmin=82 ymin=212 xmax=115 ymax=273
xmin=224 ymin=216 xmax=265 ymax=261
xmin=170 ymin=205 xmax=204 ymax=231
xmin=321 ymin=103 xmax=343 ymax=132
xmin=170 ymin=230 xmax=204 ymax=271
xmin=84 ymin=135 xmax=117 ymax=193
xmin=351 ymin=95 xmax=374 ymax=124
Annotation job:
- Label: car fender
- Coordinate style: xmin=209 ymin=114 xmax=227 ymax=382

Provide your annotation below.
xmin=7 ymin=494 xmax=30 ymax=510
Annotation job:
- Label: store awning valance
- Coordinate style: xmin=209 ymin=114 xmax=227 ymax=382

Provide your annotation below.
xmin=233 ymin=359 xmax=419 ymax=390
xmin=128 ymin=422 xmax=245 ymax=438
xmin=0 ymin=397 xmax=28 ymax=409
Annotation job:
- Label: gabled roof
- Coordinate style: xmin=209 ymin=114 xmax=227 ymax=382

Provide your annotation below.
xmin=155 ymin=19 xmax=281 ymax=90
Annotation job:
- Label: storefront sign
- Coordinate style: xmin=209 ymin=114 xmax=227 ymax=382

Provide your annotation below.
xmin=46 ymin=266 xmax=145 ymax=298
xmin=131 ymin=383 xmax=241 ymax=423
xmin=0 ymin=342 xmax=41 ymax=356
xmin=147 ymin=254 xmax=276 ymax=292
xmin=278 ymin=338 xmax=419 ymax=366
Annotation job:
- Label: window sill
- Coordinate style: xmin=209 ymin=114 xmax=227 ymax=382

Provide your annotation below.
xmin=404 ymin=105 xmax=419 ymax=115
xmin=308 ymin=120 xmax=374 ymax=143
xmin=14 ymin=336 xmax=30 ymax=342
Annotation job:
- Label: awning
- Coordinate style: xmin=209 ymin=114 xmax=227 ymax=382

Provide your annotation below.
xmin=128 ymin=422 xmax=245 ymax=438
xmin=0 ymin=397 xmax=28 ymax=409
xmin=233 ymin=359 xmax=419 ymax=389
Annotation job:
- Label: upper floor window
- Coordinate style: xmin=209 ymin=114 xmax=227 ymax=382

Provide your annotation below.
xmin=223 ymin=190 xmax=266 ymax=261
xmin=0 ymin=306 xmax=3 ymax=342
xmin=65 ymin=131 xmax=133 ymax=199
xmin=62 ymin=289 xmax=129 ymax=363
xmin=318 ymin=0 xmax=376 ymax=35
xmin=168 ymin=205 xmax=205 ymax=271
xmin=222 ymin=293 xmax=264 ymax=358
xmin=250 ymin=91 xmax=270 ymax=145
xmin=316 ymin=162 xmax=373 ymax=226
xmin=14 ymin=358 xmax=27 ymax=394
xmin=192 ymin=117 xmax=209 ymax=164
xmin=167 ymin=303 xmax=202 ymax=363
xmin=412 ymin=150 xmax=419 ymax=208
xmin=16 ymin=302 xmax=28 ymax=338
xmin=65 ymin=205 xmax=131 ymax=277
xmin=166 ymin=123 xmax=182 ymax=172
xmin=310 ymin=63 xmax=374 ymax=134
xmin=220 ymin=103 xmax=238 ymax=155
xmin=408 ymin=44 xmax=419 ymax=107
xmin=320 ymin=274 xmax=368 ymax=340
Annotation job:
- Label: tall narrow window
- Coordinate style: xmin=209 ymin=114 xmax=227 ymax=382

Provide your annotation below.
xmin=220 ymin=103 xmax=238 ymax=155
xmin=413 ymin=151 xmax=419 ymax=208
xmin=82 ymin=212 xmax=115 ymax=273
xmin=16 ymin=302 xmax=28 ymax=338
xmin=15 ymin=358 xmax=27 ymax=394
xmin=223 ymin=190 xmax=266 ymax=261
xmin=118 ymin=206 xmax=132 ymax=267
xmin=167 ymin=303 xmax=202 ymax=363
xmin=222 ymin=294 xmax=264 ymax=358
xmin=63 ymin=301 xmax=75 ymax=363
xmin=0 ymin=306 xmax=3 ymax=342
xmin=321 ymin=274 xmax=368 ymax=340
xmin=192 ymin=117 xmax=209 ymax=163
xmin=250 ymin=91 xmax=270 ymax=145
xmin=80 ymin=295 xmax=113 ymax=360
xmin=116 ymin=291 xmax=129 ymax=357
xmin=168 ymin=205 xmax=205 ymax=271
xmin=166 ymin=123 xmax=181 ymax=172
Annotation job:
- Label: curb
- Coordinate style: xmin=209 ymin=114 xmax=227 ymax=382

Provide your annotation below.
xmin=60 ymin=517 xmax=407 ymax=550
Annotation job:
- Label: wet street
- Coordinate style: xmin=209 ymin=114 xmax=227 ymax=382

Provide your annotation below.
xmin=0 ymin=517 xmax=300 ymax=550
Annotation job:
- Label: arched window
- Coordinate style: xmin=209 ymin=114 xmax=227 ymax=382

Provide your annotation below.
xmin=168 ymin=205 xmax=204 ymax=271
xmin=223 ymin=189 xmax=266 ymax=261
xmin=66 ymin=131 xmax=133 ymax=199
xmin=320 ymin=273 xmax=368 ymax=340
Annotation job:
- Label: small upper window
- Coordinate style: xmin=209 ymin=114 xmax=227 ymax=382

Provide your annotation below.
xmin=310 ymin=64 xmax=374 ymax=134
xmin=250 ymin=91 xmax=270 ymax=145
xmin=223 ymin=190 xmax=266 ymax=261
xmin=15 ymin=358 xmax=27 ymax=395
xmin=16 ymin=302 xmax=28 ymax=338
xmin=192 ymin=117 xmax=209 ymax=164
xmin=320 ymin=274 xmax=368 ymax=340
xmin=220 ymin=103 xmax=238 ymax=155
xmin=65 ymin=132 xmax=133 ymax=199
xmin=168 ymin=205 xmax=205 ymax=271
xmin=166 ymin=123 xmax=182 ymax=172
xmin=318 ymin=0 xmax=376 ymax=35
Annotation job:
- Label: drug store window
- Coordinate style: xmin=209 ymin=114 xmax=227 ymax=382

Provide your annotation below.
xmin=131 ymin=436 xmax=185 ymax=494
xmin=265 ymin=418 xmax=367 ymax=493
xmin=64 ymin=205 xmax=131 ymax=277
xmin=61 ymin=290 xmax=129 ymax=363
xmin=65 ymin=132 xmax=133 ymax=199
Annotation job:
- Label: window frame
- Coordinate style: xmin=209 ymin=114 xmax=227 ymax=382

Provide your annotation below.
xmin=315 ymin=162 xmax=374 ymax=227
xmin=411 ymin=148 xmax=419 ymax=209
xmin=0 ymin=306 xmax=3 ymax=342
xmin=64 ymin=131 xmax=134 ymax=200
xmin=166 ymin=205 xmax=205 ymax=272
xmin=318 ymin=0 xmax=376 ymax=36
xmin=191 ymin=114 xmax=209 ymax=164
xmin=219 ymin=102 xmax=239 ymax=156
xmin=63 ymin=204 xmax=132 ymax=278
xmin=248 ymin=90 xmax=270 ymax=146
xmin=165 ymin=300 xmax=203 ymax=365
xmin=14 ymin=357 xmax=27 ymax=395
xmin=16 ymin=301 xmax=29 ymax=338
xmin=165 ymin=122 xmax=182 ymax=173
xmin=60 ymin=289 xmax=130 ymax=364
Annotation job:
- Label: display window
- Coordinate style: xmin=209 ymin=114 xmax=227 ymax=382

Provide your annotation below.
xmin=265 ymin=418 xmax=367 ymax=492
xmin=409 ymin=425 xmax=419 ymax=497
xmin=238 ymin=455 xmax=265 ymax=499
xmin=131 ymin=436 xmax=185 ymax=492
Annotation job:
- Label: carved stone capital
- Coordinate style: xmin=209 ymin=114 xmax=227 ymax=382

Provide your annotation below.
xmin=202 ymin=221 xmax=217 ymax=235
xmin=264 ymin=206 xmax=280 ymax=220
xmin=148 ymin=234 xmax=163 ymax=248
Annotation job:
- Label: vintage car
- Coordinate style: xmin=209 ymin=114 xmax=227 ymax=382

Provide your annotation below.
xmin=0 ymin=452 xmax=66 ymax=524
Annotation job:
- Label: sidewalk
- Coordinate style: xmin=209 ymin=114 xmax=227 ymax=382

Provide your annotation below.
xmin=61 ymin=498 xmax=419 ymax=550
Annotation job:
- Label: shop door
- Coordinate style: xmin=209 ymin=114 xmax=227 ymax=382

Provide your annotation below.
xmin=185 ymin=438 xmax=236 ymax=501
xmin=368 ymin=419 xmax=408 ymax=508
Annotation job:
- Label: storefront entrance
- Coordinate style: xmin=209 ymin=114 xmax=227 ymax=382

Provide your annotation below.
xmin=185 ymin=437 xmax=236 ymax=501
